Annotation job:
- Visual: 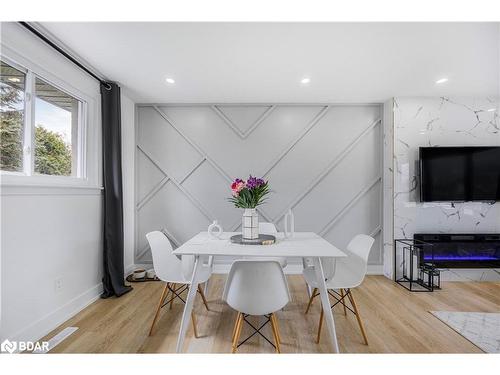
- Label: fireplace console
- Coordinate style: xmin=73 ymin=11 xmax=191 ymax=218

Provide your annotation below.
xmin=413 ymin=233 xmax=500 ymax=268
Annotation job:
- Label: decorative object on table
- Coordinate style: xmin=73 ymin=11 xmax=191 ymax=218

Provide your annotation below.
xmin=228 ymin=175 xmax=270 ymax=240
xmin=207 ymin=220 xmax=223 ymax=239
xmin=284 ymin=208 xmax=295 ymax=238
xmin=133 ymin=269 xmax=146 ymax=280
xmin=242 ymin=208 xmax=259 ymax=239
xmin=393 ymin=238 xmax=440 ymax=292
xmin=230 ymin=234 xmax=276 ymax=245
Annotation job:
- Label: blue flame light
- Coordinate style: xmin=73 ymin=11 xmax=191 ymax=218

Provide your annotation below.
xmin=424 ymin=255 xmax=499 ymax=261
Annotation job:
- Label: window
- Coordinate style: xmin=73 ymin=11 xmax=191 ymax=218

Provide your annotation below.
xmin=34 ymin=77 xmax=80 ymax=176
xmin=0 ymin=58 xmax=84 ymax=179
xmin=0 ymin=60 xmax=26 ymax=173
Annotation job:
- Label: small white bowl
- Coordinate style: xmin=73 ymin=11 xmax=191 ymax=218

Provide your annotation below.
xmin=146 ymin=269 xmax=156 ymax=279
xmin=133 ymin=269 xmax=146 ymax=279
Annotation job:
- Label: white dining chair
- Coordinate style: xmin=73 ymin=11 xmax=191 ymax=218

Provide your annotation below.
xmin=223 ymin=260 xmax=291 ymax=353
xmin=146 ymin=230 xmax=212 ymax=336
xmin=302 ymin=234 xmax=375 ymax=344
xmin=249 ymin=222 xmax=287 ymax=268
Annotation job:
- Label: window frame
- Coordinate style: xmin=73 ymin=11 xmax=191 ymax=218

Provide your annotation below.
xmin=1 ymin=54 xmax=90 ymax=187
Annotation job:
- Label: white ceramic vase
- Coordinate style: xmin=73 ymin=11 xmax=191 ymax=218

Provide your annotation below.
xmin=242 ymin=208 xmax=259 ymax=240
xmin=207 ymin=220 xmax=223 ymax=239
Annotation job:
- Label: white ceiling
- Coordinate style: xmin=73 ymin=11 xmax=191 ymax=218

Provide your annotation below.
xmin=40 ymin=22 xmax=499 ymax=103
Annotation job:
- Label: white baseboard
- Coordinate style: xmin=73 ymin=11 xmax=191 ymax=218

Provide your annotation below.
xmin=367 ymin=264 xmax=384 ymax=275
xmin=8 ymin=283 xmax=103 ymax=344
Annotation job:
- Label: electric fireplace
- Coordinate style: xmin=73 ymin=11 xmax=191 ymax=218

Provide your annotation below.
xmin=413 ymin=233 xmax=500 ymax=268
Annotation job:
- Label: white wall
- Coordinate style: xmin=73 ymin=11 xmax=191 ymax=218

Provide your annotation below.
xmin=121 ymin=91 xmax=136 ymax=274
xmin=0 ymin=193 xmax=103 ymax=342
xmin=0 ymin=22 xmax=103 ymax=342
xmin=384 ymin=97 xmax=500 ymax=281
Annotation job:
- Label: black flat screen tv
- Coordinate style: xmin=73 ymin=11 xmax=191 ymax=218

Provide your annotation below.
xmin=419 ymin=146 xmax=500 ymax=202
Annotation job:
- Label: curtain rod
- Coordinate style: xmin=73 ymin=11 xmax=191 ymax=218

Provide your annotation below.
xmin=18 ymin=22 xmax=111 ymax=89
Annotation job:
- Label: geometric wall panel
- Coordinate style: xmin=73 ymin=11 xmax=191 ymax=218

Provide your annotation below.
xmin=214 ymin=105 xmax=272 ymax=137
xmin=136 ymin=104 xmax=383 ymax=267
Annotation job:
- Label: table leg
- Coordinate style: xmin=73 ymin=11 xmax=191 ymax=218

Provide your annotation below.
xmin=312 ymin=257 xmax=340 ymax=353
xmin=176 ymin=255 xmax=202 ymax=353
xmin=203 ymin=278 xmax=210 ymax=297
xmin=302 ymin=257 xmax=312 ymax=297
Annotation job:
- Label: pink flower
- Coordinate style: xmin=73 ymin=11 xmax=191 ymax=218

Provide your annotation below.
xmin=231 ymin=180 xmax=245 ymax=196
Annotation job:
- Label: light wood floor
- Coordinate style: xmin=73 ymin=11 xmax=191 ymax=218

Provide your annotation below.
xmin=41 ymin=275 xmax=500 ymax=353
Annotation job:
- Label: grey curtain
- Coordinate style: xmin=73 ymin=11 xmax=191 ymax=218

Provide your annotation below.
xmin=100 ymin=82 xmax=132 ymax=298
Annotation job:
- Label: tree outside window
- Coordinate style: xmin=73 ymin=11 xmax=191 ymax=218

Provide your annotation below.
xmin=1 ymin=59 xmax=81 ymax=177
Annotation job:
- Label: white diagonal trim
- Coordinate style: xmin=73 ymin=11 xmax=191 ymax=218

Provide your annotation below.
xmin=212 ymin=105 xmax=245 ymax=138
xmin=272 ymin=118 xmax=381 ymax=222
xmin=136 ymin=176 xmax=170 ymax=210
xmin=231 ymin=220 xmax=241 ymax=231
xmin=153 ymin=106 xmax=233 ymax=182
xmin=161 ymin=226 xmax=182 ymax=247
xmin=367 ymin=226 xmax=383 ymax=264
xmin=135 ymin=245 xmax=150 ymax=261
xmin=241 ymin=105 xmax=276 ymax=139
xmin=256 ymin=207 xmax=273 ymax=222
xmin=179 ymin=157 xmax=206 ymax=184
xmin=135 ymin=147 xmax=170 ymax=209
xmin=136 ymin=227 xmax=182 ymax=260
xmin=136 ymin=144 xmax=215 ymax=222
xmin=170 ymin=177 xmax=214 ymax=222
xmin=212 ymin=105 xmax=276 ymax=139
xmin=262 ymin=106 xmax=330 ymax=178
xmin=369 ymin=226 xmax=382 ymax=238
xmin=319 ymin=176 xmax=381 ymax=236
xmin=152 ymin=106 xmax=273 ymax=224
xmin=220 ymin=105 xmax=329 ymax=223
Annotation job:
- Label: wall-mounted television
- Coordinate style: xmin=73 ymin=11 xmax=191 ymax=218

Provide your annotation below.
xmin=419 ymin=146 xmax=500 ymax=202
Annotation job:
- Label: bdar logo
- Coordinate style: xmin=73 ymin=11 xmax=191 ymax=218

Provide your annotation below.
xmin=1 ymin=339 xmax=17 ymax=354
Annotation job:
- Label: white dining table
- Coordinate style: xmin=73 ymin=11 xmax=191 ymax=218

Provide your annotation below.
xmin=172 ymin=231 xmax=347 ymax=353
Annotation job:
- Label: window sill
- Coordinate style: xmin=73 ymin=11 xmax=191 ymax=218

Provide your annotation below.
xmin=1 ymin=175 xmax=103 ymax=196
xmin=1 ymin=184 xmax=103 ymax=196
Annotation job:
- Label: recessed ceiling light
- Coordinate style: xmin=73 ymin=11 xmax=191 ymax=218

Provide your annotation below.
xmin=487 ymin=108 xmax=496 ymax=112
xmin=165 ymin=78 xmax=175 ymax=84
xmin=435 ymin=78 xmax=448 ymax=84
xmin=300 ymin=77 xmax=311 ymax=84
xmin=8 ymin=77 xmax=20 ymax=83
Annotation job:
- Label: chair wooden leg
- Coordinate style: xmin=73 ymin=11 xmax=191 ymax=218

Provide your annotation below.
xmin=305 ymin=288 xmax=317 ymax=314
xmin=271 ymin=313 xmax=282 ymax=344
xmin=232 ymin=312 xmax=242 ymax=343
xmin=191 ymin=311 xmax=199 ymax=338
xmin=270 ymin=313 xmax=281 ymax=353
xmin=169 ymin=283 xmax=176 ymax=310
xmin=347 ymin=290 xmax=368 ymax=345
xmin=316 ymin=305 xmax=324 ymax=344
xmin=340 ymin=289 xmax=347 ymax=315
xmin=232 ymin=313 xmax=244 ymax=353
xmin=149 ymin=283 xmax=170 ymax=336
xmin=198 ymin=285 xmax=210 ymax=311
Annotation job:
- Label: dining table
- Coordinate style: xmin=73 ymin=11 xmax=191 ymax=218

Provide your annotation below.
xmin=172 ymin=231 xmax=347 ymax=353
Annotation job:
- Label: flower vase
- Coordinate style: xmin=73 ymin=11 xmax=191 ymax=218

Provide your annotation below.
xmin=242 ymin=208 xmax=259 ymax=240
